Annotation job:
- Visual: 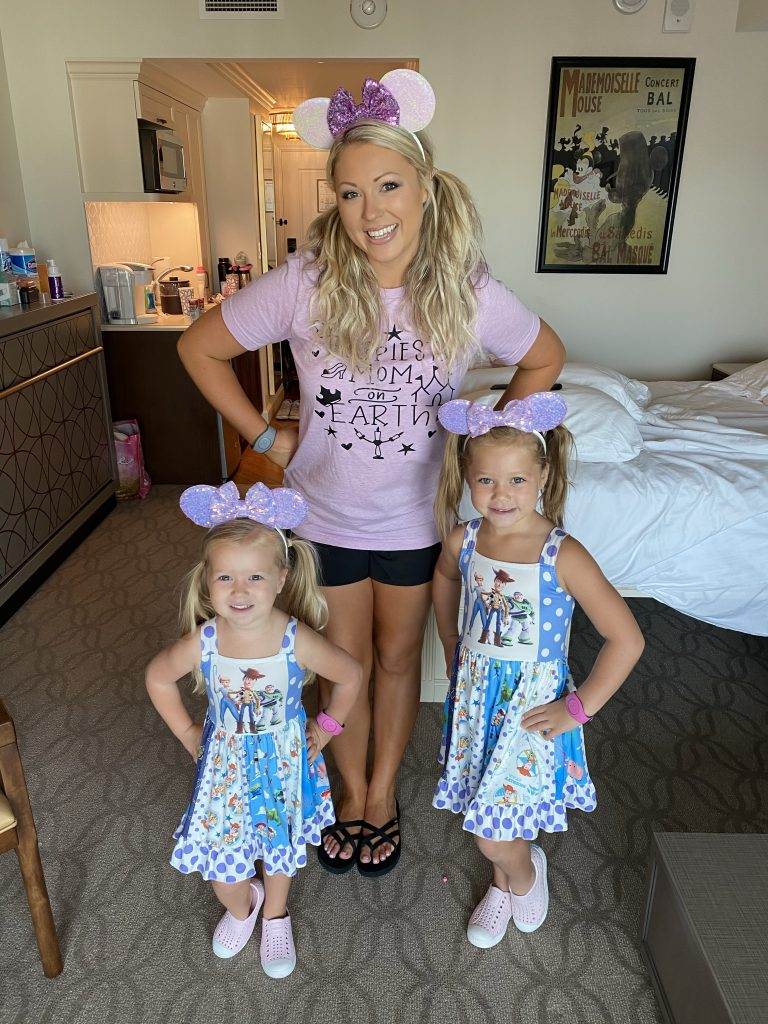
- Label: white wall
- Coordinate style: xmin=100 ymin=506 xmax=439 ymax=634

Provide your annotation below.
xmin=0 ymin=28 xmax=29 ymax=246
xmin=0 ymin=0 xmax=766 ymax=377
xmin=201 ymin=98 xmax=261 ymax=275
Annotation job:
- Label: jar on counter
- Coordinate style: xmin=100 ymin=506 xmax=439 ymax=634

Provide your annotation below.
xmin=157 ymin=277 xmax=190 ymax=315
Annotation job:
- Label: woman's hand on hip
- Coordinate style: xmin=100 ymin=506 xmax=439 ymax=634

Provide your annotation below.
xmin=267 ymin=427 xmax=299 ymax=469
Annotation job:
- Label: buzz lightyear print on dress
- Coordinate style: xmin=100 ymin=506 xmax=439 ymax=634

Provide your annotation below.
xmin=312 ymin=323 xmax=457 ymax=461
xmin=464 ymin=551 xmax=540 ymax=657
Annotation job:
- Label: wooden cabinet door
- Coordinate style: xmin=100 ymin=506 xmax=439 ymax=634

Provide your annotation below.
xmin=135 ymin=83 xmax=175 ymax=128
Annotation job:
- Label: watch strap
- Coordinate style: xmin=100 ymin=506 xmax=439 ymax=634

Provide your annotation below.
xmin=251 ymin=425 xmax=277 ymax=453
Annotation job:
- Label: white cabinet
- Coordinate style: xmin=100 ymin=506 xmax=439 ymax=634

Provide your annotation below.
xmin=134 ymin=83 xmax=174 ymax=128
xmin=67 ymin=61 xmax=206 ymax=206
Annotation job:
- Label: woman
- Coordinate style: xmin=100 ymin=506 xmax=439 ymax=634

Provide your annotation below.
xmin=178 ymin=71 xmax=565 ymax=877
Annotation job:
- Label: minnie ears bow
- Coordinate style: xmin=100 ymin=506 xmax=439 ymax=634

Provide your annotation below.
xmin=293 ymin=69 xmax=435 ymax=150
xmin=179 ymin=481 xmax=308 ymax=530
xmin=438 ymin=393 xmax=568 ymax=438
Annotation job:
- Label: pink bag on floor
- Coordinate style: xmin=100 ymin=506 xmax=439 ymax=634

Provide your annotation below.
xmin=113 ymin=419 xmax=151 ymax=500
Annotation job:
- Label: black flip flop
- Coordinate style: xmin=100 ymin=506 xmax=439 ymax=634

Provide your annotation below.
xmin=317 ymin=819 xmax=364 ymax=875
xmin=357 ymin=802 xmax=401 ymax=878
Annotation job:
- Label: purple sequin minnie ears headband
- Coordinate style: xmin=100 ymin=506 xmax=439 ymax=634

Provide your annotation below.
xmin=438 ymin=393 xmax=568 ymax=451
xmin=292 ymin=69 xmax=436 ymax=159
xmin=179 ymin=482 xmax=308 ymax=558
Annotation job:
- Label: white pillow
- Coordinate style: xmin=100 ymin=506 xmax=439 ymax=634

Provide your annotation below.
xmin=557 ymin=362 xmax=651 ymax=421
xmin=466 ymin=361 xmax=651 ymax=421
xmin=459 ymin=382 xmax=643 ymax=463
xmin=705 ymin=358 xmax=768 ymax=403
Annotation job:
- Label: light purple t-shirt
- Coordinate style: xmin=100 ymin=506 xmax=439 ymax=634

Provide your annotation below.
xmin=222 ymin=253 xmax=540 ymax=550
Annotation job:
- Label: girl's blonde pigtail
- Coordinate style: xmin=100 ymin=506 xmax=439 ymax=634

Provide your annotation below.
xmin=434 ymin=431 xmax=466 ymax=540
xmin=540 ymin=424 xmax=573 ymax=528
xmin=278 ymin=538 xmax=328 ymax=687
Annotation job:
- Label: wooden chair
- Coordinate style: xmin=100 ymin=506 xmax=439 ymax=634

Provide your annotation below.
xmin=0 ymin=699 xmax=63 ymax=977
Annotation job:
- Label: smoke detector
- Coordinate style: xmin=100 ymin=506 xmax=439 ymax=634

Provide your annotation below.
xmin=350 ymin=0 xmax=387 ymax=28
xmin=613 ymin=0 xmax=648 ymax=11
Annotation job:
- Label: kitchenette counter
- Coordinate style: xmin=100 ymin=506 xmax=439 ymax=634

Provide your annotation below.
xmin=100 ymin=305 xmax=218 ymax=331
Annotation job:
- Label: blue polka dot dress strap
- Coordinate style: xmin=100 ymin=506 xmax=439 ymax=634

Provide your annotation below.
xmin=458 ymin=518 xmax=482 ymax=581
xmin=281 ymin=616 xmax=298 ymax=654
xmin=540 ymin=527 xmax=568 ymax=566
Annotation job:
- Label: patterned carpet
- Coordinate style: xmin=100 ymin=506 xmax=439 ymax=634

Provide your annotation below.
xmin=1 ymin=487 xmax=767 ymax=1024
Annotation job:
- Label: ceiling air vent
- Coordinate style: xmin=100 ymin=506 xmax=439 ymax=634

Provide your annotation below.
xmin=199 ymin=0 xmax=283 ymax=18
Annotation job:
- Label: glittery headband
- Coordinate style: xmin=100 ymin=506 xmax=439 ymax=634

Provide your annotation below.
xmin=293 ymin=69 xmax=435 ymax=159
xmin=179 ymin=482 xmax=308 ymax=558
xmin=438 ymin=394 xmax=567 ymax=452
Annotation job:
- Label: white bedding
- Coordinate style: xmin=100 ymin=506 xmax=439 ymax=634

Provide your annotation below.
xmin=460 ymin=371 xmax=768 ymax=636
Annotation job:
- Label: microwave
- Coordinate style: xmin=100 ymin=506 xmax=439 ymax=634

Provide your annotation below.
xmin=138 ymin=119 xmax=187 ymax=194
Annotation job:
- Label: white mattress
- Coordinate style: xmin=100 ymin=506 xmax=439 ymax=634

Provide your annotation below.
xmin=460 ymin=374 xmax=768 ymax=636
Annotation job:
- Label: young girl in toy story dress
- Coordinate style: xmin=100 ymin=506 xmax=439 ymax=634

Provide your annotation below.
xmin=145 ymin=483 xmax=363 ymax=978
xmin=432 ymin=393 xmax=644 ymax=947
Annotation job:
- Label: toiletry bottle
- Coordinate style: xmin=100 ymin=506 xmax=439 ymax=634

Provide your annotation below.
xmin=47 ymin=259 xmax=64 ymax=300
xmin=10 ymin=240 xmax=39 ymax=289
xmin=194 ymin=265 xmax=209 ymax=303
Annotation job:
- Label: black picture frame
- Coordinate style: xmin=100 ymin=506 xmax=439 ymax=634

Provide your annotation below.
xmin=536 ymin=57 xmax=695 ymax=273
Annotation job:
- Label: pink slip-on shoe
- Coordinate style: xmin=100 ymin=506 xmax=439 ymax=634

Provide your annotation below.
xmin=211 ymin=880 xmax=264 ymax=959
xmin=509 ymin=844 xmax=549 ymax=933
xmin=466 ymin=884 xmax=512 ymax=948
xmin=260 ymin=914 xmax=297 ymax=978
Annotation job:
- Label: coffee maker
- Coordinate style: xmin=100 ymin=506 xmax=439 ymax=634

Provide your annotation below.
xmin=97 ymin=263 xmax=157 ymax=325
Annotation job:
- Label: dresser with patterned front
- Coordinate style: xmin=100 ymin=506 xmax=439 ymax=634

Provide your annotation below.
xmin=0 ymin=293 xmax=116 ymax=620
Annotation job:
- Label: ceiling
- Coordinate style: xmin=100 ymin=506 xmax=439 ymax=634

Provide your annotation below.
xmin=149 ymin=58 xmax=417 ymax=112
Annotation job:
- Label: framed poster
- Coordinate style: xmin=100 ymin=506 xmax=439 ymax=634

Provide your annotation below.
xmin=536 ymin=57 xmax=695 ymax=273
xmin=317 ymin=179 xmax=336 ymax=213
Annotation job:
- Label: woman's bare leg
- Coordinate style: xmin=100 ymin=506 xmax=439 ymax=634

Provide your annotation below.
xmin=318 ymin=579 xmax=374 ymax=861
xmin=359 ymin=580 xmax=432 ymax=865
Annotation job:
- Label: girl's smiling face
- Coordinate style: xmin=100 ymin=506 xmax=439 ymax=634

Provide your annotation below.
xmin=466 ymin=438 xmax=548 ymax=530
xmin=206 ymin=538 xmax=286 ymax=627
xmin=333 ymin=141 xmax=429 ymax=287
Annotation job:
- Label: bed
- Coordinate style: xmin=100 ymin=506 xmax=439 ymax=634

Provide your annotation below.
xmin=420 ymin=360 xmax=768 ymax=700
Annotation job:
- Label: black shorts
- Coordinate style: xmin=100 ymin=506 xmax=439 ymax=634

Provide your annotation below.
xmin=312 ymin=541 xmax=442 ymax=588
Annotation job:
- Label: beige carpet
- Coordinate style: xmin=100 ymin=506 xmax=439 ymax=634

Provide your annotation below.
xmin=2 ymin=486 xmax=767 ymax=1024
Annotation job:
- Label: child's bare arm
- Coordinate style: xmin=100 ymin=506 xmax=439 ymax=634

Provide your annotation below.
xmin=145 ymin=632 xmax=201 ymax=758
xmin=433 ymin=527 xmax=464 ymax=669
xmin=522 ymin=538 xmax=644 ymax=737
xmin=295 ymin=625 xmax=364 ymax=759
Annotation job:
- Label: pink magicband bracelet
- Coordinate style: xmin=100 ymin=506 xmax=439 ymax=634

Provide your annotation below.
xmin=565 ymin=692 xmax=592 ymax=725
xmin=316 ymin=710 xmax=344 ymax=736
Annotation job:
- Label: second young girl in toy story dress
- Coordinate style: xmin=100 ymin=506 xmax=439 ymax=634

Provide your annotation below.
xmin=145 ymin=483 xmax=363 ymax=978
xmin=431 ymin=394 xmax=644 ymax=948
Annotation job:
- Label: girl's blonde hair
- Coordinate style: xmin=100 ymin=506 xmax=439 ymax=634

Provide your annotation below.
xmin=179 ymin=519 xmax=328 ymax=692
xmin=304 ymin=120 xmax=486 ymax=370
xmin=434 ymin=425 xmax=573 ymax=540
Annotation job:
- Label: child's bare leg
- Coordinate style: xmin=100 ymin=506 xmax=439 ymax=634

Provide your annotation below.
xmin=476 ymin=836 xmax=535 ymax=895
xmin=263 ymin=872 xmax=292 ymax=919
xmin=211 ymin=878 xmax=252 ymax=920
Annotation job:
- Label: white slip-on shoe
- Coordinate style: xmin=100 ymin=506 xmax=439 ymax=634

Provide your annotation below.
xmin=260 ymin=914 xmax=297 ymax=978
xmin=509 ymin=844 xmax=549 ymax=933
xmin=212 ymin=880 xmax=264 ymax=958
xmin=466 ymin=884 xmax=513 ymax=948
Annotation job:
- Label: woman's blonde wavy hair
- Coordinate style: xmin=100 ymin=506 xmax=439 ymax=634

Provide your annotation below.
xmin=179 ymin=519 xmax=327 ymax=693
xmin=434 ymin=425 xmax=574 ymax=540
xmin=304 ymin=120 xmax=486 ymax=369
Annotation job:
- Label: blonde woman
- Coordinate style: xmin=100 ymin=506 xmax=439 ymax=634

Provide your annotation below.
xmin=178 ymin=71 xmax=565 ymax=877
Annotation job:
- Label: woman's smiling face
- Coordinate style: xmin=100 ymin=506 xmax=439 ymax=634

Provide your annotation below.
xmin=333 ymin=141 xmax=429 ymax=287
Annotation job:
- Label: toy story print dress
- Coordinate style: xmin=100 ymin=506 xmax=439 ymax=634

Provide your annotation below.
xmin=433 ymin=519 xmax=597 ymax=840
xmin=171 ymin=616 xmax=334 ymax=879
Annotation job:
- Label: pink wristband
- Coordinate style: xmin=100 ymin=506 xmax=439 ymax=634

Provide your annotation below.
xmin=316 ymin=710 xmax=344 ymax=736
xmin=565 ymin=692 xmax=592 ymax=725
